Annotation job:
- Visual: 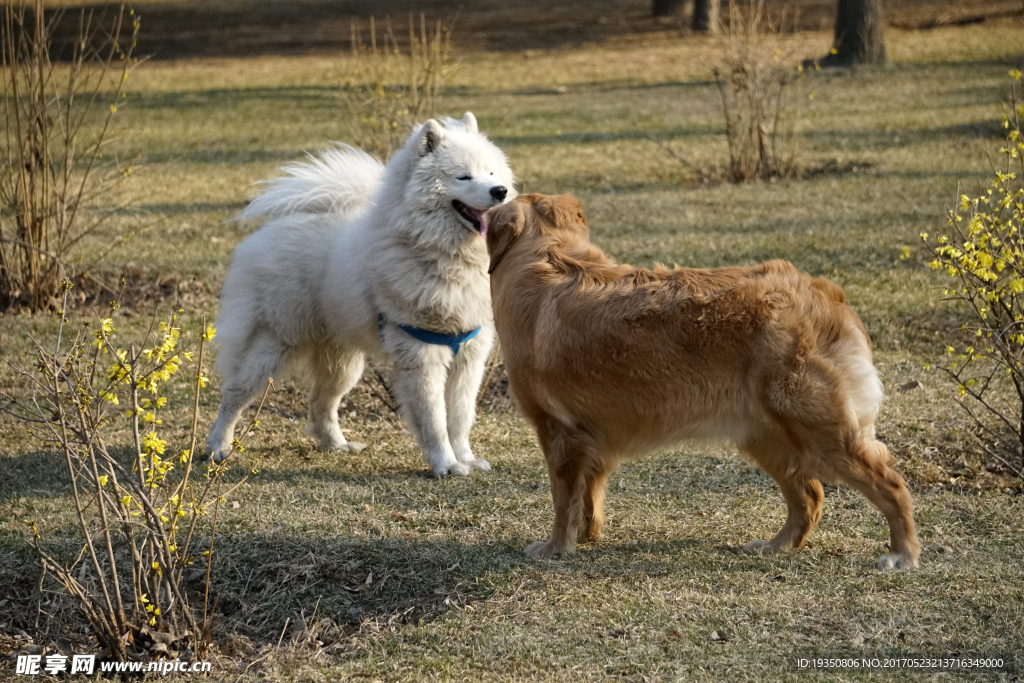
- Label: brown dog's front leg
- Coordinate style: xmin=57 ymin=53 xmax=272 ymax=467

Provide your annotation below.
xmin=527 ymin=421 xmax=596 ymax=558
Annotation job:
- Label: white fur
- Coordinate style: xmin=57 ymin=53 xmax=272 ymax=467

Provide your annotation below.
xmin=208 ymin=113 xmax=516 ymax=476
xmin=239 ymin=145 xmax=384 ymax=220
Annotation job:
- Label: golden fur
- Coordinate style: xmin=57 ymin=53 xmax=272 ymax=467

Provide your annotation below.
xmin=485 ymin=194 xmax=921 ymax=569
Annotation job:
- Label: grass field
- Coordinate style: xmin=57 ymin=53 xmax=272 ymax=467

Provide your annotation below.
xmin=2 ymin=8 xmax=1024 ymax=681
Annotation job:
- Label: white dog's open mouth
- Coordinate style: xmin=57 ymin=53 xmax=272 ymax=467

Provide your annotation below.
xmin=452 ymin=200 xmax=489 ymax=237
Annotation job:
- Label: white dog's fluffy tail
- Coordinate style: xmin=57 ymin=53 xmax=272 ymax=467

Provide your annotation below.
xmin=239 ymin=144 xmax=384 ymax=220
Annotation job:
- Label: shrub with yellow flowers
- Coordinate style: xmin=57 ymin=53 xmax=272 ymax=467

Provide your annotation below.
xmin=923 ymin=71 xmax=1024 ymax=478
xmin=3 ymin=283 xmax=270 ymax=660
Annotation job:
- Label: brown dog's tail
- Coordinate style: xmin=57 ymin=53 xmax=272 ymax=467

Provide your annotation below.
xmin=808 ymin=275 xmax=874 ymax=353
xmin=807 ymin=277 xmax=883 ymax=435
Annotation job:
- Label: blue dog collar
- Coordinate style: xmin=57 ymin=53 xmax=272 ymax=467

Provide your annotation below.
xmin=378 ymin=313 xmax=481 ymax=355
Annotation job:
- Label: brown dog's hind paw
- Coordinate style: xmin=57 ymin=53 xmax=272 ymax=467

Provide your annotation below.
xmin=525 ymin=541 xmax=547 ymax=558
xmin=742 ymin=539 xmax=781 ymax=556
xmin=525 ymin=539 xmax=573 ymax=558
xmin=877 ymin=552 xmax=919 ymax=570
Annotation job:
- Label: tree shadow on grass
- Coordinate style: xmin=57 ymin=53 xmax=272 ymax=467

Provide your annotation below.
xmin=201 ymin=532 xmax=531 ymax=642
xmin=142 ymin=149 xmax=305 ymax=166
xmin=491 ymin=124 xmax=711 ymax=149
xmin=133 ymin=201 xmax=248 ymax=216
xmin=1 ymin=524 xmax=756 ymax=642
xmin=1 ymin=444 xmax=764 ymax=642
xmin=130 ymin=86 xmax=338 ymax=112
xmin=0 ymin=525 xmax=532 ymax=642
xmin=0 ymin=448 xmax=70 ymax=504
xmin=0 ymin=440 xmax=464 ymax=504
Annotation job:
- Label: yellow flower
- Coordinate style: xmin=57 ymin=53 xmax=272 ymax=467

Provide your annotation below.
xmin=202 ymin=324 xmax=217 ymax=342
xmin=142 ymin=431 xmax=167 ymax=455
xmin=98 ymin=475 xmax=108 ymax=486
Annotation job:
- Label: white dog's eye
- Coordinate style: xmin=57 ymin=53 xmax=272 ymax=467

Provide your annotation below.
xmin=457 ymin=174 xmax=471 ymax=181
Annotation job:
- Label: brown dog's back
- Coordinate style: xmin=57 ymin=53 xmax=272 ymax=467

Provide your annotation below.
xmin=519 ymin=256 xmax=874 ymax=457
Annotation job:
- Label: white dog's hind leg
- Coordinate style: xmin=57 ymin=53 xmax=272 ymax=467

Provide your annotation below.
xmin=306 ymin=349 xmax=366 ymax=453
xmin=390 ymin=343 xmax=467 ymax=477
xmin=445 ymin=328 xmax=495 ymax=471
xmin=208 ymin=334 xmax=289 ymax=462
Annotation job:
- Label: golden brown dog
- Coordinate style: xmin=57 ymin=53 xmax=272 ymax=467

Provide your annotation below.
xmin=485 ymin=193 xmax=921 ymax=570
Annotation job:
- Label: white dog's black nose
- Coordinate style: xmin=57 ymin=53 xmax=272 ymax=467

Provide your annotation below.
xmin=490 ymin=186 xmax=508 ymax=202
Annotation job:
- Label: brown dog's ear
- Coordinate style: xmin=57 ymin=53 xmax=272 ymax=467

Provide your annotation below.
xmin=486 ymin=201 xmax=525 ymax=275
xmin=536 ymin=194 xmax=586 ymax=230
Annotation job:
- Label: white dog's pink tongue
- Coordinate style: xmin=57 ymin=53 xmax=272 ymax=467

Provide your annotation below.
xmin=477 ymin=210 xmax=489 ymax=238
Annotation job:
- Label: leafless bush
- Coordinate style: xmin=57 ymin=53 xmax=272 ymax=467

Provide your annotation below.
xmin=0 ymin=0 xmax=141 ymax=312
xmin=341 ymin=15 xmax=454 ymax=161
xmin=713 ymin=1 xmax=801 ymax=182
xmin=2 ymin=287 xmax=268 ymax=660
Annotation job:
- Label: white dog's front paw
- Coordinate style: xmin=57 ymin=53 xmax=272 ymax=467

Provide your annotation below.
xmin=742 ymin=539 xmax=780 ymax=556
xmin=337 ymin=441 xmax=366 ymax=454
xmin=877 ymin=552 xmax=918 ymax=570
xmin=435 ymin=462 xmax=471 ymax=478
xmin=467 ymin=458 xmax=491 ymax=471
xmin=453 ymin=447 xmax=490 ymax=472
xmin=207 ymin=435 xmax=233 ymax=463
xmin=210 ymin=447 xmax=233 ymax=463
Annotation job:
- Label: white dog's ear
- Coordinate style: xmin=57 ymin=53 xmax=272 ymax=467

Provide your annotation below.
xmin=461 ymin=112 xmax=478 ymax=133
xmin=419 ymin=120 xmax=444 ymax=156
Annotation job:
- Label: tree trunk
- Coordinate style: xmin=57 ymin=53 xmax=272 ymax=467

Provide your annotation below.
xmin=653 ymin=0 xmax=686 ymax=18
xmin=825 ymin=0 xmax=886 ymax=66
xmin=692 ymin=0 xmax=719 ymax=33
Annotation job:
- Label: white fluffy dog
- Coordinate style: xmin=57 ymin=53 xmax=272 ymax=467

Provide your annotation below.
xmin=207 ymin=113 xmax=516 ymax=477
